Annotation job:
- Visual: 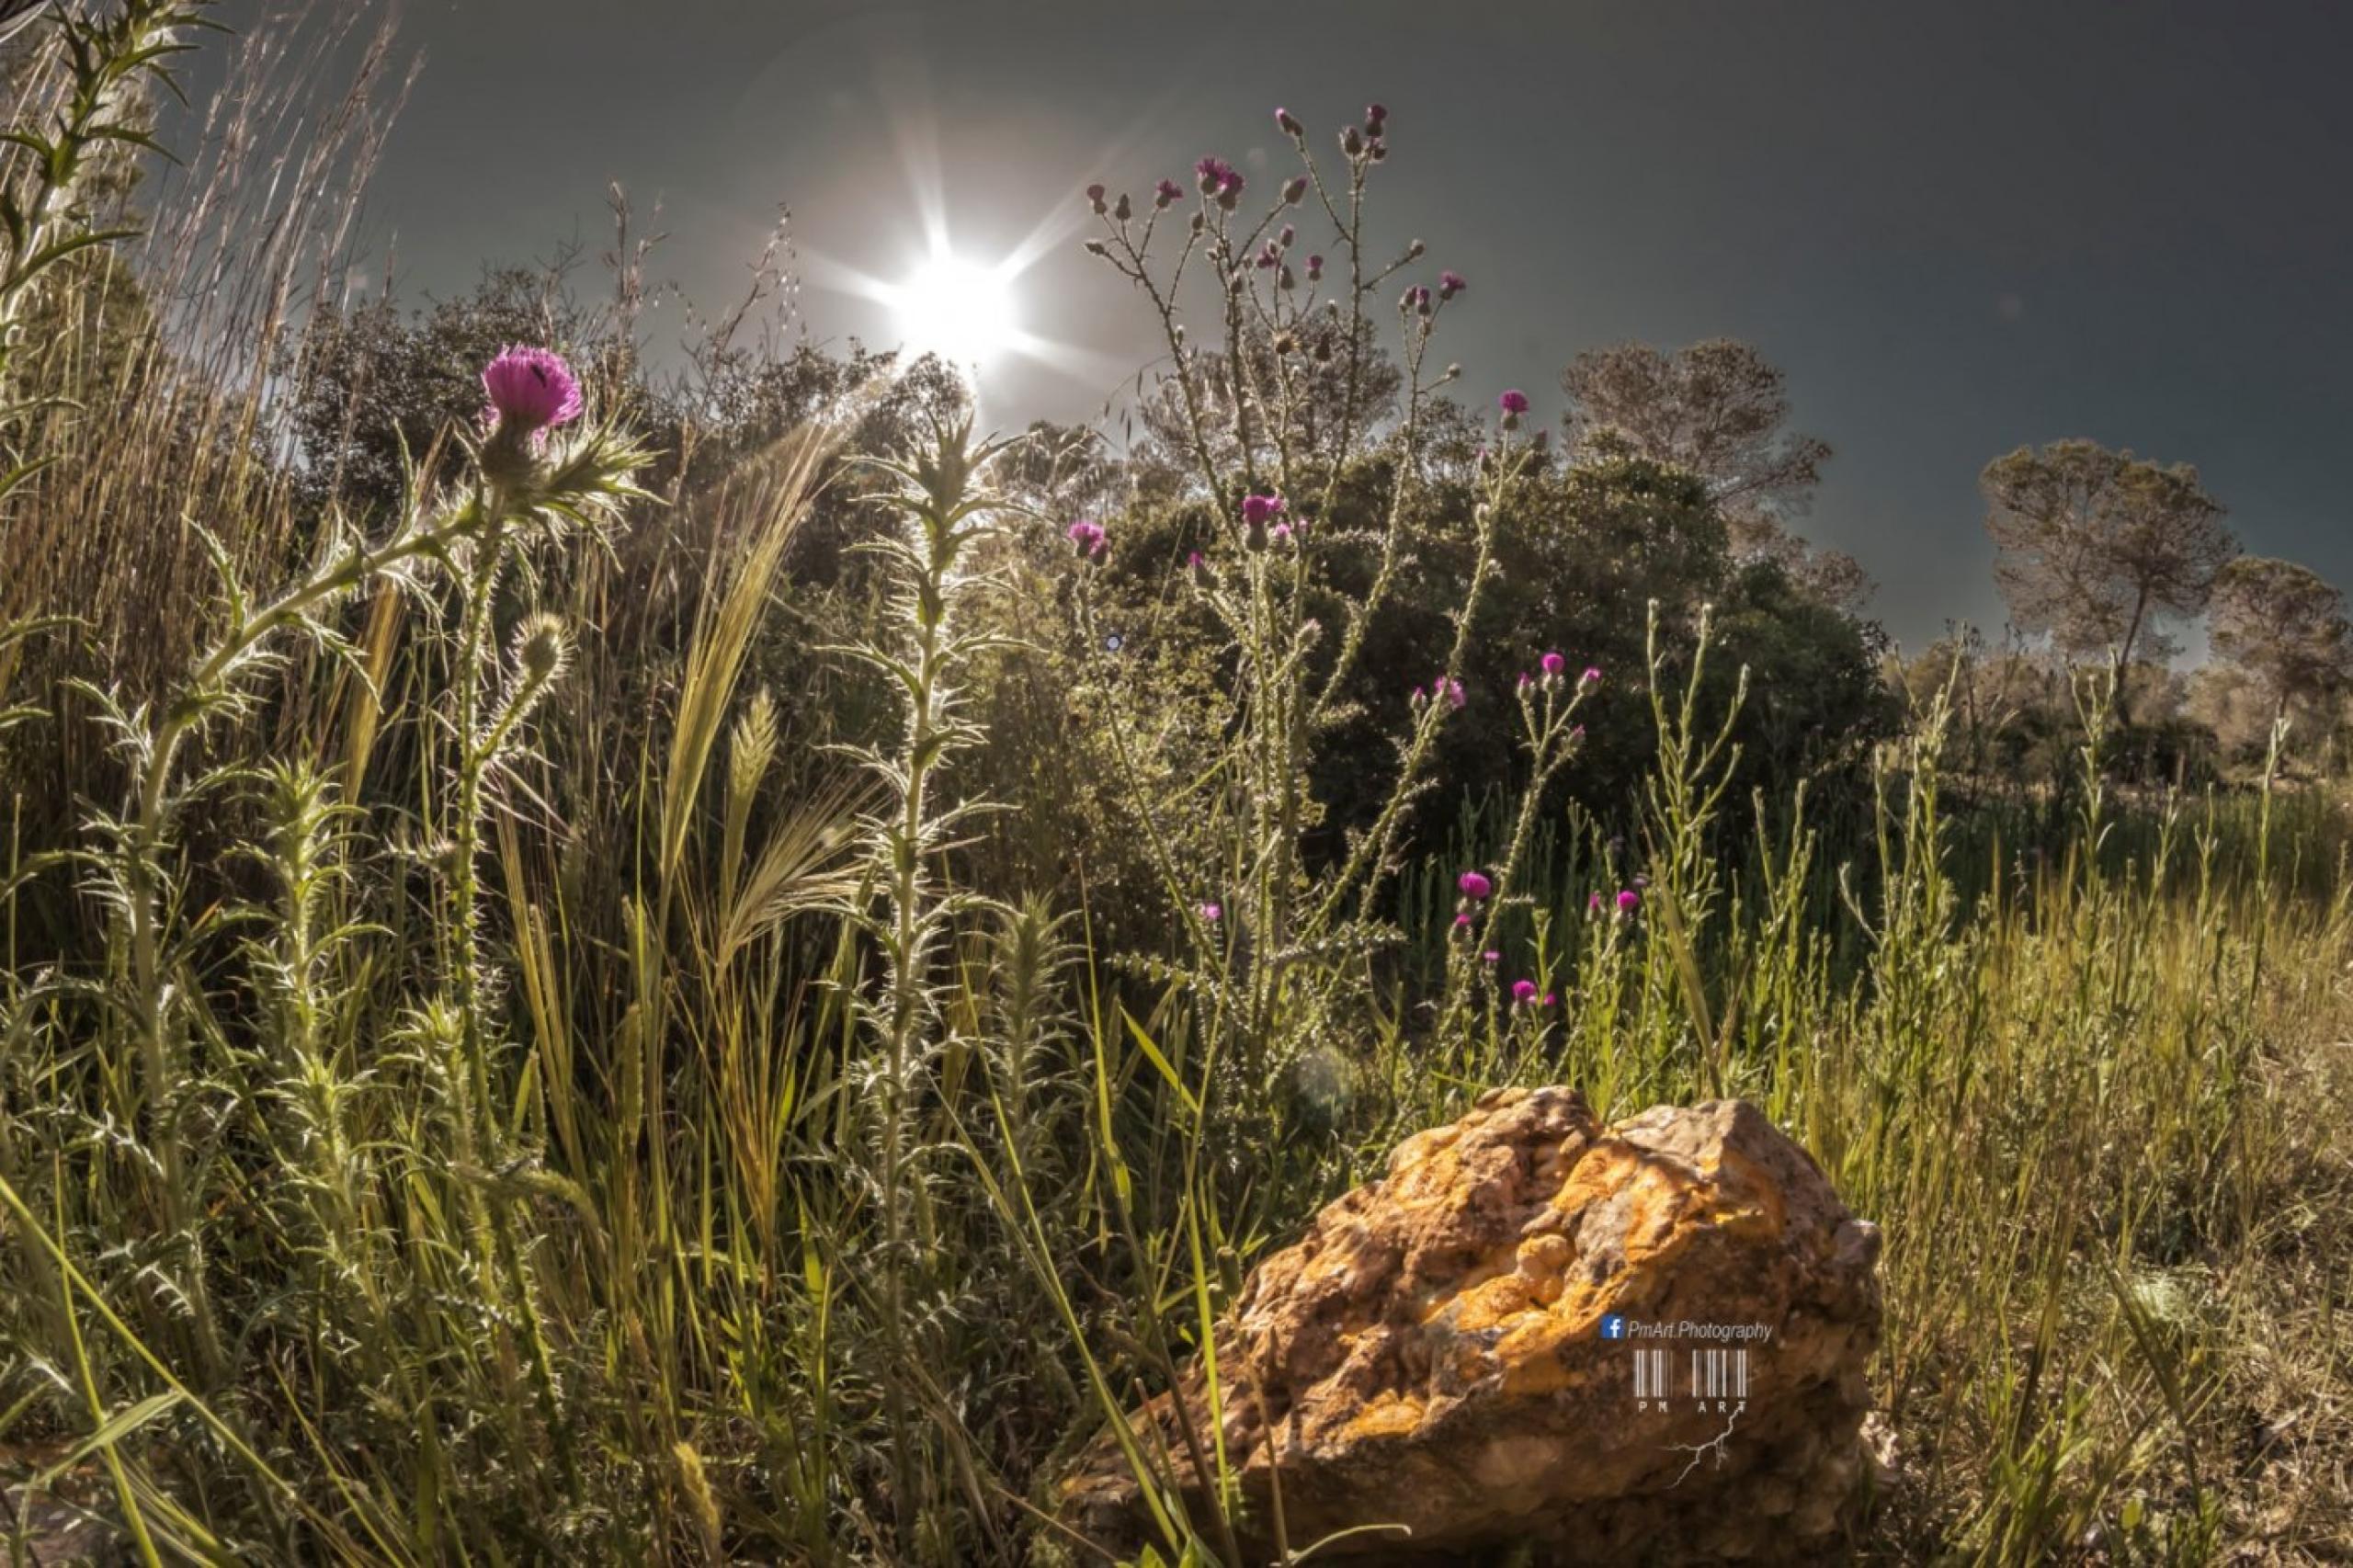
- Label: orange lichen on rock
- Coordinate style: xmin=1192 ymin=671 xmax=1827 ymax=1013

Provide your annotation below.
xmin=1057 ymin=1087 xmax=1882 ymax=1564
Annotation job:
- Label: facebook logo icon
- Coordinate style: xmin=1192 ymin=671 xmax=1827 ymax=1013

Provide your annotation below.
xmin=1602 ymin=1314 xmax=1627 ymax=1340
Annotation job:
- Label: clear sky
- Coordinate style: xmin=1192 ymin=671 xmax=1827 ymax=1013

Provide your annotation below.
xmin=271 ymin=1 xmax=2353 ymax=651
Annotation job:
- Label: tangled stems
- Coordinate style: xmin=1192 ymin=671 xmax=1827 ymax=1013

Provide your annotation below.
xmin=110 ymin=415 xmax=647 ymax=1390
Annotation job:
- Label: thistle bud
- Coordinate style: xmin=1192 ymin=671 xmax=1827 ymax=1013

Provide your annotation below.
xmin=1342 ymin=125 xmax=1364 ymax=157
xmin=1405 ymin=238 xmax=1426 ymax=260
xmin=1113 ymin=192 xmax=1132 ymax=222
xmin=1086 ymin=183 xmax=1108 ymax=215
xmin=1279 ymin=265 xmax=1296 ymax=290
xmin=1366 ymin=102 xmax=1388 ymax=131
xmin=1084 ymin=239 xmax=1108 ymax=257
xmin=1305 ymin=254 xmax=1324 ymax=282
xmin=1283 ymin=175 xmax=1308 ymax=206
xmin=514 ymin=612 xmax=572 ymax=684
xmin=1275 ymin=106 xmax=1303 ymax=137
xmin=1369 ymin=139 xmax=1388 ymax=162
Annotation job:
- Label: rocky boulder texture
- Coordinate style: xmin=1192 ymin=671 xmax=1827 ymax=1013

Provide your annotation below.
xmin=1058 ymin=1087 xmax=1882 ymax=1564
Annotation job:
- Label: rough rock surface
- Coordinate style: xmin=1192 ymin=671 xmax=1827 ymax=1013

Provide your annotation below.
xmin=1060 ymin=1087 xmax=1882 ymax=1564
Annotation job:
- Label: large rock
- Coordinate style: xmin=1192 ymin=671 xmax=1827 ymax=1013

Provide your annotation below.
xmin=1059 ymin=1087 xmax=1881 ymax=1564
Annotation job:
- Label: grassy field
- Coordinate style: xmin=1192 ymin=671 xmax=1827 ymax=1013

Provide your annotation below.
xmin=2 ymin=6 xmax=2350 ymax=1565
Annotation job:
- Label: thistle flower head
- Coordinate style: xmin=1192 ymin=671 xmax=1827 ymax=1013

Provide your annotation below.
xmin=483 ymin=346 xmax=584 ymax=437
xmin=1155 ymin=177 xmax=1184 ymax=208
xmin=1498 ymin=388 xmax=1530 ymax=416
xmin=1086 ymin=183 xmax=1108 ymax=213
xmin=1305 ymin=254 xmax=1324 ymax=280
xmin=1540 ymin=650 xmax=1566 ymax=680
xmin=1276 ymin=106 xmax=1303 ymax=137
xmin=1241 ymin=492 xmax=1287 ymax=528
xmin=1617 ymin=888 xmax=1641 ymax=915
xmin=1438 ymin=269 xmax=1466 ymax=300
xmin=1198 ymin=901 xmax=1222 ymax=923
xmin=1511 ymin=979 xmax=1539 ymax=1006
xmin=1283 ymin=175 xmax=1308 ymax=205
xmin=1482 ymin=949 xmax=1501 ymax=963
xmin=1065 ymin=518 xmax=1107 ymax=559
xmin=1581 ymin=665 xmax=1602 ymax=688
xmin=1457 ymin=869 xmax=1493 ymax=901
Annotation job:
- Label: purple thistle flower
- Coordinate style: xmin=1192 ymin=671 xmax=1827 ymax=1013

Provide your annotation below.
xmin=1366 ymin=102 xmax=1389 ymax=129
xmin=483 ymin=346 xmax=583 ymax=436
xmin=1482 ymin=949 xmax=1501 ymax=963
xmin=1155 ymin=177 xmax=1184 ymax=208
xmin=1581 ymin=665 xmax=1602 ymax=688
xmin=1282 ymin=176 xmax=1308 ymax=205
xmin=1588 ymin=892 xmax=1604 ymax=914
xmin=1543 ymin=992 xmax=1557 ymax=1007
xmin=1440 ymin=676 xmax=1465 ymax=710
xmin=1498 ymin=389 xmax=1530 ymax=416
xmin=1195 ymin=155 xmax=1234 ymax=193
xmin=1086 ymin=183 xmax=1108 ymax=214
xmin=1240 ymin=492 xmax=1287 ymax=528
xmin=1305 ymin=254 xmax=1324 ymax=281
xmin=1438 ymin=269 xmax=1466 ymax=300
xmin=1457 ymin=869 xmax=1493 ymax=901
xmin=1517 ymin=670 xmax=1533 ymax=691
xmin=1276 ymin=106 xmax=1303 ymax=137
xmin=1617 ymin=888 xmax=1641 ymax=915
xmin=1454 ymin=912 xmax=1473 ymax=929
xmin=1199 ymin=901 xmax=1222 ymax=923
xmin=1186 ymin=551 xmax=1204 ymax=570
xmin=1511 ymin=979 xmax=1539 ymax=1006
xmin=1065 ymin=518 xmax=1107 ymax=559
xmin=1540 ymin=650 xmax=1566 ymax=680
xmin=1270 ymin=521 xmax=1293 ymax=543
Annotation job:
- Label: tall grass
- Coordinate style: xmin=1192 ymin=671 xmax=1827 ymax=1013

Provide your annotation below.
xmin=0 ymin=11 xmax=2346 ymax=1566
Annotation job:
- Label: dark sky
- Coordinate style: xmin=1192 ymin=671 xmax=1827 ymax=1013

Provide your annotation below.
xmin=316 ymin=1 xmax=2353 ymax=651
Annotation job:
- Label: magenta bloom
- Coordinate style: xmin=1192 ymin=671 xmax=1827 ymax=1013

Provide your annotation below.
xmin=1195 ymin=155 xmax=1244 ymax=200
xmin=1454 ymin=911 xmax=1472 ymax=929
xmin=1154 ymin=177 xmax=1184 ymax=208
xmin=1511 ymin=979 xmax=1539 ymax=1006
xmin=1186 ymin=551 xmax=1204 ymax=570
xmin=1482 ymin=949 xmax=1500 ymax=963
xmin=1457 ymin=870 xmax=1493 ymax=901
xmin=1540 ymin=651 xmax=1566 ymax=679
xmin=1366 ymin=102 xmax=1388 ymax=127
xmin=1065 ymin=518 xmax=1107 ymax=558
xmin=1617 ymin=888 xmax=1641 ymax=915
xmin=1240 ymin=492 xmax=1287 ymax=528
xmin=1517 ymin=671 xmax=1533 ymax=691
xmin=1588 ymin=892 xmax=1604 ymax=914
xmin=1270 ymin=521 xmax=1294 ymax=543
xmin=483 ymin=346 xmax=583 ymax=435
xmin=1198 ymin=901 xmax=1222 ymax=923
xmin=1581 ymin=666 xmax=1602 ymax=687
xmin=1438 ymin=676 xmax=1465 ymax=710
xmin=1306 ymin=254 xmax=1324 ymax=280
xmin=1438 ymin=269 xmax=1466 ymax=300
xmin=1543 ymin=992 xmax=1558 ymax=1007
xmin=1275 ymin=106 xmax=1302 ymax=136
xmin=1498 ymin=389 xmax=1530 ymax=416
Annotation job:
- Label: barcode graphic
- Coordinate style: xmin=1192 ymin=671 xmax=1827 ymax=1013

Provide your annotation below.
xmin=1631 ymin=1347 xmax=1667 ymax=1398
xmin=1686 ymin=1348 xmax=1750 ymax=1398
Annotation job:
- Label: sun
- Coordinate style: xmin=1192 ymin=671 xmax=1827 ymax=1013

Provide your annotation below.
xmin=883 ymin=251 xmax=1021 ymax=369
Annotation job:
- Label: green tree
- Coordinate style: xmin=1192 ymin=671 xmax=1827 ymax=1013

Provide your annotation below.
xmin=2208 ymin=555 xmax=2352 ymax=723
xmin=1981 ymin=438 xmax=2235 ymax=717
